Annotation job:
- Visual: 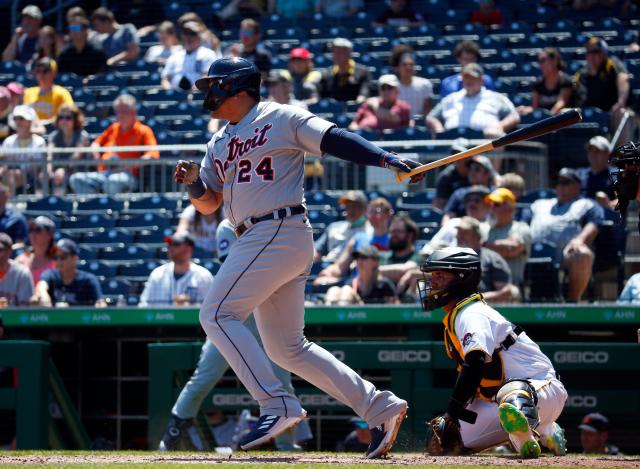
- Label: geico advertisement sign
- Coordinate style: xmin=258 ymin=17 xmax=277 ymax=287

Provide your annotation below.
xmin=330 ymin=349 xmax=431 ymax=363
xmin=565 ymin=395 xmax=598 ymax=408
xmin=212 ymin=394 xmax=345 ymax=407
xmin=553 ymin=351 xmax=609 ymax=364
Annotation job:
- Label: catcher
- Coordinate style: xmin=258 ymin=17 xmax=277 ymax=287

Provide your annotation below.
xmin=609 ymin=141 xmax=640 ymax=234
xmin=419 ymin=247 xmax=567 ymax=458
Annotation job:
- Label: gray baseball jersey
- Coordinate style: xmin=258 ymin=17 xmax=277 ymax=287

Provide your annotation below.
xmin=199 ymin=102 xmax=334 ymax=226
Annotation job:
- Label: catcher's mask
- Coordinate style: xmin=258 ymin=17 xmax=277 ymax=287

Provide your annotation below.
xmin=608 ymin=141 xmax=640 ymax=216
xmin=419 ymin=247 xmax=481 ymax=311
xmin=195 ymin=57 xmax=261 ymax=112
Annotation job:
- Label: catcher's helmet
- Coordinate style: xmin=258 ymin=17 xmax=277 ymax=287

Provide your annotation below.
xmin=195 ymin=57 xmax=261 ymax=111
xmin=419 ymin=247 xmax=481 ymax=311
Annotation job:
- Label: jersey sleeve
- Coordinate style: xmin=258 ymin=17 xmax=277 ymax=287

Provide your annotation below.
xmin=455 ymin=308 xmax=496 ymax=358
xmin=16 ymin=267 xmax=35 ymax=305
xmin=200 ymin=139 xmax=224 ymax=193
xmin=283 ymin=106 xmax=335 ymax=156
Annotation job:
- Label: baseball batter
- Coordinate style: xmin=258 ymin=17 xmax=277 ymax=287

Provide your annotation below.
xmin=174 ymin=57 xmax=423 ymax=458
xmin=419 ymin=247 xmax=567 ymax=458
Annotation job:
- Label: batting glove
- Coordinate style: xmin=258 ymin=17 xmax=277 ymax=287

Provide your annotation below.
xmin=380 ymin=152 xmax=426 ymax=184
xmin=174 ymin=160 xmax=200 ymax=185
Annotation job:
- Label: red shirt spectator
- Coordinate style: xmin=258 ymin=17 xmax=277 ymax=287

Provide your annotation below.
xmin=470 ymin=0 xmax=503 ymax=27
xmin=349 ymin=74 xmax=412 ymax=131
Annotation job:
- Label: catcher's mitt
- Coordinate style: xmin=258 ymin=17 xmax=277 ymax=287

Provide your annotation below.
xmin=425 ymin=414 xmax=465 ymax=456
xmin=175 ymin=160 xmax=200 ymax=185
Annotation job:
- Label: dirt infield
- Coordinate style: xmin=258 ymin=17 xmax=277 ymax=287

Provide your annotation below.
xmin=1 ymin=452 xmax=639 ymax=468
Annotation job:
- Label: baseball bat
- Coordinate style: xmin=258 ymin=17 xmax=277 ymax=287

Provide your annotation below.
xmin=396 ymin=108 xmax=583 ymax=182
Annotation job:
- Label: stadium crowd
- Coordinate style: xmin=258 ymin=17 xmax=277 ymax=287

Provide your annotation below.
xmin=0 ymin=0 xmax=639 ymax=307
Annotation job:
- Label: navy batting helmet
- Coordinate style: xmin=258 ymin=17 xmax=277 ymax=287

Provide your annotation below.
xmin=419 ymin=247 xmax=481 ymax=310
xmin=195 ymin=57 xmax=261 ymax=111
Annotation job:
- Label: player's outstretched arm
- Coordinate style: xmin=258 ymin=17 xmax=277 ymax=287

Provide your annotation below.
xmin=320 ymin=127 xmax=425 ymax=183
xmin=174 ymin=160 xmax=222 ymax=215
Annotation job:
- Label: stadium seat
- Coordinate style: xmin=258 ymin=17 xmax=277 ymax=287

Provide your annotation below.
xmin=102 ymin=279 xmax=132 ymax=296
xmin=127 ymin=195 xmax=178 ymax=214
xmin=396 ymin=190 xmax=436 ymax=210
xmin=406 ymin=207 xmax=443 ymax=226
xmin=26 ymin=196 xmax=73 ymax=215
xmin=62 ymin=214 xmax=116 ymax=230
xmin=117 ymin=213 xmax=170 ymax=229
xmin=592 ymin=208 xmax=626 ymax=273
xmin=305 ymin=191 xmax=340 ymax=210
xmin=76 ymin=197 xmax=125 ymax=215
xmin=202 ymin=259 xmax=222 ymax=276
xmin=82 ymin=260 xmax=116 ymax=279
xmin=524 ymin=241 xmax=563 ymax=302
xmin=437 ymin=128 xmax=485 ymax=140
xmin=78 ymin=246 xmax=98 ymax=261
xmin=83 ymin=228 xmax=134 ymax=245
xmin=101 ymin=245 xmax=154 ymax=261
xmin=307 ymin=210 xmax=338 ymax=228
xmin=118 ymin=260 xmax=162 ymax=277
xmin=518 ymin=189 xmax=556 ymax=204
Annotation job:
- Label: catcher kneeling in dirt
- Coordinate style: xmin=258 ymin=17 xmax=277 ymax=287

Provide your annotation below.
xmin=419 ymin=247 xmax=568 ymax=458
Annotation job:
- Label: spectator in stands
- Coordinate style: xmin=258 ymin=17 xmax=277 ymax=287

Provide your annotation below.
xmin=518 ymin=48 xmax=576 ymax=116
xmin=618 ymin=272 xmax=640 ymax=303
xmin=23 ymin=58 xmax=74 ymax=126
xmin=6 ymin=83 xmax=23 ymax=110
xmin=577 ymin=135 xmax=616 ymax=201
xmin=15 ymin=216 xmax=56 ymax=284
xmin=32 ymin=26 xmax=63 ymax=64
xmin=0 ymin=183 xmax=28 ymax=245
xmin=440 ymin=40 xmax=494 ymax=97
xmin=336 ymin=417 xmax=371 ymax=452
xmin=315 ymin=0 xmax=363 ymax=17
xmin=314 ymin=190 xmax=368 ymax=262
xmin=144 ymin=21 xmax=181 ymax=65
xmin=226 ymin=19 xmax=271 ymax=77
xmin=456 ymin=216 xmax=519 ymax=302
xmin=2 ymin=5 xmax=42 ymax=64
xmin=325 ymin=245 xmax=398 ymax=305
xmin=470 ymin=0 xmax=503 ymax=27
xmin=315 ymin=197 xmax=393 ymax=285
xmin=176 ymin=13 xmax=221 ymax=55
xmin=161 ymin=21 xmax=219 ymax=91
xmin=575 ymin=37 xmax=633 ymax=139
xmin=288 ymin=47 xmax=321 ymax=105
xmin=176 ymin=205 xmax=224 ymax=257
xmin=0 ymin=233 xmax=34 ymax=306
xmin=498 ymin=172 xmax=531 ymax=223
xmin=427 ymin=63 xmax=519 ymax=138
xmin=69 ymin=94 xmax=159 ymax=195
xmin=530 ymin=167 xmax=604 ymax=302
xmin=266 ymin=69 xmax=307 ymax=109
xmin=214 ymin=0 xmax=267 ymax=25
xmin=47 ymin=104 xmax=90 ymax=195
xmin=139 ymin=232 xmax=214 ymax=306
xmin=349 ymin=74 xmax=412 ymax=132
xmin=57 ymin=16 xmax=107 ymax=76
xmin=269 ymin=0 xmax=314 ymax=18
xmin=90 ymin=7 xmax=139 ymax=66
xmin=390 ymin=45 xmax=433 ymax=117
xmin=319 ymin=38 xmax=371 ymax=103
xmin=373 ymin=0 xmax=425 ymax=27
xmin=0 ymin=87 xmax=11 ymax=144
xmin=378 ymin=214 xmax=421 ymax=296
xmin=579 ymin=413 xmax=620 ymax=455
xmin=433 ymin=138 xmax=471 ymax=210
xmin=573 ymin=0 xmax=616 ymax=11
xmin=33 ymin=238 xmax=105 ymax=307
xmin=0 ymin=105 xmax=46 ymax=193
xmin=483 ymin=188 xmax=531 ymax=287
xmin=443 ymin=155 xmax=497 ymax=223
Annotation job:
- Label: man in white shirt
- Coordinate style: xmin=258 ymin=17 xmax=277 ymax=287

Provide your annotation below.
xmin=161 ymin=21 xmax=219 ymax=91
xmin=139 ymin=232 xmax=213 ymax=306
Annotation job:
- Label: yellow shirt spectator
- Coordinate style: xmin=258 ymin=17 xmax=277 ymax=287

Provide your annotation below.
xmin=24 ymin=84 xmax=73 ymax=122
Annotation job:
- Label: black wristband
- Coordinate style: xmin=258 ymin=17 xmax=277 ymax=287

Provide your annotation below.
xmin=187 ymin=176 xmax=206 ymax=199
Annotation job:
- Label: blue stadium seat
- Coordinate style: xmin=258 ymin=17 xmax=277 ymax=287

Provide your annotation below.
xmin=307 ymin=210 xmax=338 ymax=228
xmin=117 ymin=213 xmax=170 ymax=229
xmin=26 ymin=196 xmax=73 ymax=215
xmin=126 ymin=294 xmax=140 ymax=306
xmin=382 ymin=127 xmax=431 ymax=141
xmin=82 ymin=260 xmax=116 ymax=278
xmin=142 ymin=88 xmax=182 ymax=105
xmin=518 ymin=189 xmax=556 ymax=204
xmin=102 ymin=279 xmax=132 ymax=296
xmin=396 ymin=190 xmax=436 ymax=210
xmin=76 ymin=197 xmax=124 ymax=214
xmin=305 ymin=191 xmax=340 ymax=210
xmin=78 ymin=246 xmax=98 ymax=260
xmin=192 ymin=246 xmax=215 ymax=261
xmin=83 ymin=228 xmax=133 ymax=245
xmin=62 ymin=214 xmax=116 ymax=230
xmin=58 ymin=73 xmax=83 ymax=89
xmin=524 ymin=241 xmax=562 ymax=302
xmin=118 ymin=260 xmax=162 ymax=277
xmin=202 ymin=259 xmax=222 ymax=276
xmin=581 ymin=107 xmax=610 ymax=134
xmin=85 ymin=73 xmax=127 ymax=90
xmin=437 ymin=128 xmax=484 ymax=140
xmin=101 ymin=245 xmax=154 ymax=261
xmin=406 ymin=207 xmax=443 ymax=225
xmin=134 ymin=227 xmax=173 ymax=243
xmin=308 ymin=99 xmax=344 ymax=116
xmin=127 ymin=195 xmax=178 ymax=213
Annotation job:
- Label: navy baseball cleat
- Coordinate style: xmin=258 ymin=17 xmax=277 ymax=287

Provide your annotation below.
xmin=158 ymin=414 xmax=193 ymax=451
xmin=239 ymin=411 xmax=307 ymax=450
xmin=365 ymin=402 xmax=408 ymax=459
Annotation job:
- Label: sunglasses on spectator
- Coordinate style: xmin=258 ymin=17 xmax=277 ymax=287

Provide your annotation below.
xmin=13 ymin=116 xmax=26 ymax=121
xmin=380 ymin=85 xmax=396 ymax=91
xmin=538 ymin=56 xmax=549 ymax=63
xmin=58 ymin=114 xmax=73 ymax=120
xmin=586 ymin=49 xmax=601 ymax=55
xmin=182 ymin=30 xmax=199 ymax=37
xmin=240 ymin=29 xmax=255 ymax=37
xmin=168 ymin=241 xmax=188 ymax=247
xmin=369 ymin=206 xmax=390 ymax=214
xmin=555 ymin=179 xmax=574 ymax=186
xmin=469 ymin=164 xmax=486 ymax=172
xmin=465 ymin=196 xmax=483 ymax=204
xmin=34 ymin=68 xmax=51 ymax=74
xmin=30 ymin=226 xmax=49 ymax=233
xmin=490 ymin=202 xmax=504 ymax=207
xmin=68 ymin=24 xmax=84 ymax=33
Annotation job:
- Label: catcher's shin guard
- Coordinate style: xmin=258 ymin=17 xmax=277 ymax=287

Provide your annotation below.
xmin=496 ymin=380 xmax=541 ymax=459
xmin=495 ymin=379 xmax=539 ymax=430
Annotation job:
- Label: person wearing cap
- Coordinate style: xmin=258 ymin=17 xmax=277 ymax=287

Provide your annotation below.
xmin=161 ymin=21 xmax=219 ymax=91
xmin=378 ymin=214 xmax=422 ymax=298
xmin=483 ymin=188 xmax=532 ymax=287
xmin=442 ymin=155 xmax=498 ymax=224
xmin=23 ymin=58 xmax=74 ymax=125
xmin=266 ymin=69 xmax=307 ymax=109
xmin=433 ymin=138 xmax=472 ymax=209
xmin=226 ymin=19 xmax=272 ymax=77
xmin=314 ymin=190 xmax=368 ymax=262
xmin=530 ymin=168 xmax=604 ymax=302
xmin=349 ymin=74 xmax=412 ymax=132
xmin=575 ymin=37 xmax=633 ymax=141
xmin=90 ymin=7 xmax=139 ymax=66
xmin=579 ymin=412 xmax=620 ymax=455
xmin=139 ymin=232 xmax=214 ymax=307
xmin=176 ymin=204 xmax=224 ymax=257
xmin=144 ymin=21 xmax=181 ymax=65
xmin=69 ymin=94 xmax=159 ymax=195
xmin=428 ymin=62 xmax=519 ymax=138
xmin=325 ymin=244 xmax=399 ymax=305
xmin=57 ymin=15 xmax=108 ymax=76
xmin=440 ymin=40 xmax=495 ymax=98
xmin=319 ymin=38 xmax=371 ymax=103
xmin=1 ymin=5 xmax=42 ymax=63
xmin=15 ymin=216 xmax=56 ymax=284
xmin=389 ymin=45 xmax=433 ymax=117
xmin=0 ymin=233 xmax=34 ymax=306
xmin=0 ymin=183 xmax=28 ymax=246
xmin=336 ymin=417 xmax=371 ymax=452
xmin=373 ymin=0 xmax=425 ymax=27
xmin=576 ymin=135 xmax=616 ymax=202
xmin=315 ymin=0 xmax=364 ymax=17
xmin=0 ymin=105 xmax=47 ymax=193
xmin=288 ymin=47 xmax=321 ymax=105
xmin=33 ymin=238 xmax=105 ymax=307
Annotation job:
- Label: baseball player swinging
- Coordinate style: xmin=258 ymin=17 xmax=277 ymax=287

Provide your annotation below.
xmin=174 ymin=57 xmax=423 ymax=457
xmin=419 ymin=247 xmax=567 ymax=458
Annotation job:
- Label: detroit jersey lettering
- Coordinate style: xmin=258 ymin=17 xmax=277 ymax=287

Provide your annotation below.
xmin=199 ymin=102 xmax=335 ymax=226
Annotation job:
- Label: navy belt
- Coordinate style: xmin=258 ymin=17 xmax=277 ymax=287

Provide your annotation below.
xmin=235 ymin=205 xmax=306 ymax=237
